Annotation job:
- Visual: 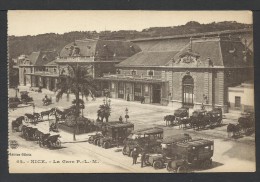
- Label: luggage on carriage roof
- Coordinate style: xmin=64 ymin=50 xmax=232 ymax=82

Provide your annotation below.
xmin=174 ymin=107 xmax=189 ymax=118
xmin=162 ymin=134 xmax=192 ymax=144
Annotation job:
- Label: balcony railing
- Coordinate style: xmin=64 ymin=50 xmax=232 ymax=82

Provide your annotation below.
xmin=103 ymin=73 xmax=162 ymax=80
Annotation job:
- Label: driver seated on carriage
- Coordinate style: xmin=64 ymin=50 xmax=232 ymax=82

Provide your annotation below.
xmin=49 ymin=123 xmax=59 ymax=132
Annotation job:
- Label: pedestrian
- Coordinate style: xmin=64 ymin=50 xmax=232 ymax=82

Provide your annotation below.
xmin=132 ymin=148 xmax=138 ymax=165
xmin=119 ymin=116 xmax=123 ymax=122
xmin=141 ymin=151 xmax=147 ymax=168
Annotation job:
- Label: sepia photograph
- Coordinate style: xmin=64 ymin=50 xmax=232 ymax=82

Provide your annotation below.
xmin=7 ymin=10 xmax=255 ymax=173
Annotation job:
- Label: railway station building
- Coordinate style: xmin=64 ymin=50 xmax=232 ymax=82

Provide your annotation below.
xmin=16 ymin=29 xmax=253 ymax=113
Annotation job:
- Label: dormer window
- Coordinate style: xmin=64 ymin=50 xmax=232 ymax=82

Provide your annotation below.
xmin=131 ymin=70 xmax=137 ymax=76
xmin=116 ymin=69 xmax=121 ymax=74
xmin=147 ymin=70 xmax=154 ymax=76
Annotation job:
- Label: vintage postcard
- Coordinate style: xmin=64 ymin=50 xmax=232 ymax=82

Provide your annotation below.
xmin=8 ymin=10 xmax=255 ymax=173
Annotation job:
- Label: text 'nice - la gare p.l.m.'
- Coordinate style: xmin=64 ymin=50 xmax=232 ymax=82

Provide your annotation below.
xmin=14 ymin=28 xmax=254 ymax=113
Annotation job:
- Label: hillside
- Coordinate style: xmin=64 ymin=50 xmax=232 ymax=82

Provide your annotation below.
xmin=8 ymin=21 xmax=252 ymax=60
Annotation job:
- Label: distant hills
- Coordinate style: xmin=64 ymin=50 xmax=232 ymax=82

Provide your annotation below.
xmin=8 ymin=21 xmax=252 ymax=60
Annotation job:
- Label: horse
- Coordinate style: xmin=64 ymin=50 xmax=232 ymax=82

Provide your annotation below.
xmin=227 ymin=123 xmax=241 ymax=138
xmin=33 ymin=113 xmax=41 ymax=122
xmin=164 ymin=115 xmax=175 ymax=126
xmin=178 ymin=117 xmax=191 ymax=129
xmin=40 ymin=109 xmax=52 ymax=120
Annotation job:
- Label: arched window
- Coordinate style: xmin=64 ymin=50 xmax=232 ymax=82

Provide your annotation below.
xmin=182 ymin=75 xmax=194 ymax=107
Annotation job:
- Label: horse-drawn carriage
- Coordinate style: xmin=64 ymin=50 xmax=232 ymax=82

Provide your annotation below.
xmin=227 ymin=111 xmax=255 ymax=137
xmin=143 ymin=134 xmax=192 ymax=170
xmin=190 ymin=108 xmax=222 ymax=130
xmin=9 ymin=97 xmax=21 ymax=109
xmin=42 ymin=95 xmax=52 ymax=106
xmin=20 ymin=91 xmax=33 ymax=104
xmin=122 ymin=127 xmax=163 ymax=156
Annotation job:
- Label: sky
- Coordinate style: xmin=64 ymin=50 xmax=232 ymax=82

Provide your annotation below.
xmin=8 ymin=10 xmax=252 ymax=36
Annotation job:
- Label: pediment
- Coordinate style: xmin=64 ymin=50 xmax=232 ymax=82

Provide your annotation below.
xmin=178 ymin=51 xmax=200 ymax=64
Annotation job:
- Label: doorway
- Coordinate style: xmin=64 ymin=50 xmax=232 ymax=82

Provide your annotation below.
xmin=182 ymin=75 xmax=194 ymax=107
xmin=152 ymin=84 xmax=161 ymax=103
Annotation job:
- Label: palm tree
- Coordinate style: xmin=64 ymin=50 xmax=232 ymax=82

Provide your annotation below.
xmin=56 ymin=65 xmax=96 ymax=141
xmin=97 ymin=104 xmax=111 ymax=122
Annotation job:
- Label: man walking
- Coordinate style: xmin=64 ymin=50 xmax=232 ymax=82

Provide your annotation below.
xmin=132 ymin=148 xmax=138 ymax=165
xmin=141 ymin=151 xmax=147 ymax=168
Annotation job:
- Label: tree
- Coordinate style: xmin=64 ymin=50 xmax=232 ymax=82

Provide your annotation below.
xmin=97 ymin=104 xmax=111 ymax=122
xmin=56 ymin=65 xmax=96 ymax=141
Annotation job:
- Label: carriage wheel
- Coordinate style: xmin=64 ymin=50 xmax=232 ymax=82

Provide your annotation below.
xmin=129 ymin=150 xmax=133 ymax=157
xmin=153 ymin=160 xmax=163 ymax=169
xmin=24 ymin=133 xmax=29 ymax=140
xmin=93 ymin=139 xmax=98 ymax=145
xmin=177 ymin=165 xmax=187 ymax=173
xmin=55 ymin=139 xmax=61 ymax=148
xmin=122 ymin=146 xmax=127 ymax=155
xmin=201 ymin=159 xmax=212 ymax=169
xmin=103 ymin=142 xmax=110 ymax=149
xmin=47 ymin=141 xmax=52 ymax=148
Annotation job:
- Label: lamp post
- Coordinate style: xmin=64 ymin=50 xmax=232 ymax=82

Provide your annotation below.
xmin=125 ymin=107 xmax=129 ymax=122
xmin=32 ymin=103 xmax=35 ymax=114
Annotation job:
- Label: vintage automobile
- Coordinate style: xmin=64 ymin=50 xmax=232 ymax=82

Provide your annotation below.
xmin=21 ymin=125 xmax=38 ymax=141
xmin=39 ymin=134 xmax=61 ymax=149
xmin=166 ymin=138 xmax=214 ymax=172
xmin=20 ymin=91 xmax=33 ymax=104
xmin=96 ymin=121 xmax=134 ymax=149
xmin=11 ymin=116 xmax=24 ymax=132
xmin=88 ymin=132 xmax=104 ymax=145
xmin=143 ymin=133 xmax=192 ymax=169
xmin=9 ymin=97 xmax=21 ymax=109
xmin=122 ymin=127 xmax=163 ymax=156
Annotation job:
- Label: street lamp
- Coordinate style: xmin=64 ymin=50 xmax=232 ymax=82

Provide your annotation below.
xmin=125 ymin=107 xmax=129 ymax=122
xmin=32 ymin=103 xmax=35 ymax=114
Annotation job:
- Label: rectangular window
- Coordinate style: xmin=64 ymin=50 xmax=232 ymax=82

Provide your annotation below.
xmin=147 ymin=70 xmax=154 ymax=76
xmin=132 ymin=70 xmax=137 ymax=75
xmin=235 ymin=96 xmax=241 ymax=107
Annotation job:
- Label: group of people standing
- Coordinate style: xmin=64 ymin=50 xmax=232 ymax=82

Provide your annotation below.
xmin=131 ymin=147 xmax=147 ymax=168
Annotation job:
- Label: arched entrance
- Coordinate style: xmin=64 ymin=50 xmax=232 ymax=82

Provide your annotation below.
xmin=182 ymin=75 xmax=194 ymax=107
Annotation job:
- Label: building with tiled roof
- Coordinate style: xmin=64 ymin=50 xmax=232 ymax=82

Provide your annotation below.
xmin=98 ymin=35 xmax=253 ymax=112
xmin=17 ymin=28 xmax=253 ymax=113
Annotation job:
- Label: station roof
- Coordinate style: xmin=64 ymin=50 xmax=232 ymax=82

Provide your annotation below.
xmin=27 ymin=50 xmax=58 ymax=66
xmin=117 ymin=36 xmax=253 ymax=69
xmin=117 ymin=51 xmax=179 ymax=67
xmin=59 ymin=39 xmax=141 ymax=61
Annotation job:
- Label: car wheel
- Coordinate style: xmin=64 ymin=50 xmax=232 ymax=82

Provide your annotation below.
xmin=202 ymin=159 xmax=212 ymax=169
xmin=153 ymin=160 xmax=163 ymax=169
xmin=177 ymin=165 xmax=187 ymax=173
